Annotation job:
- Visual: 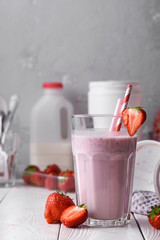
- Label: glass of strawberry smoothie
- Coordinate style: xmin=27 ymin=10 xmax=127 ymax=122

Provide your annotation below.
xmin=71 ymin=115 xmax=137 ymax=227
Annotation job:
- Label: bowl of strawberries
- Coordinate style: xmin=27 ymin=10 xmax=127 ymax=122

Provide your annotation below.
xmin=22 ymin=164 xmax=75 ymax=192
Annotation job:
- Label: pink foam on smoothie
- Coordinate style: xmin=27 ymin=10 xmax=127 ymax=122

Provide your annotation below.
xmin=72 ymin=129 xmax=137 ymax=220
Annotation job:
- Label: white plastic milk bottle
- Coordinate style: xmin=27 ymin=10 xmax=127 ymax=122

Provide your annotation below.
xmin=30 ymin=82 xmax=73 ymax=170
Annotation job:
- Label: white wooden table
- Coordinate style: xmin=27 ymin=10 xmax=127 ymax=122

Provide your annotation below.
xmin=0 ymin=181 xmax=160 ymax=240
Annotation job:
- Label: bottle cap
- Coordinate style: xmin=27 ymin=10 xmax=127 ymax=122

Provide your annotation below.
xmin=42 ymin=82 xmax=63 ymax=89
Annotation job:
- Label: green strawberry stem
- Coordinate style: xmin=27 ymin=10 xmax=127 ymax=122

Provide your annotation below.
xmin=79 ymin=204 xmax=88 ymax=212
xmin=148 ymin=205 xmax=160 ymax=220
xmin=56 ymin=190 xmax=72 ymax=199
xmin=56 ymin=190 xmax=66 ymax=196
xmin=128 ymin=106 xmax=143 ymax=113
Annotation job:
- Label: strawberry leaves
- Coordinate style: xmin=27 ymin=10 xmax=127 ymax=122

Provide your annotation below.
xmin=148 ymin=205 xmax=160 ymax=229
xmin=128 ymin=106 xmax=143 ymax=113
xmin=148 ymin=205 xmax=160 ymax=220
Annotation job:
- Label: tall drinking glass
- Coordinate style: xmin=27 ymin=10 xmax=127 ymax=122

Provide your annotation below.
xmin=71 ymin=115 xmax=137 ymax=227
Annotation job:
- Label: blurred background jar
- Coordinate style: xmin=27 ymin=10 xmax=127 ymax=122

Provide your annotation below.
xmin=30 ymin=82 xmax=73 ymax=170
xmin=88 ymin=81 xmax=143 ymax=140
xmin=150 ymin=107 xmax=160 ymax=141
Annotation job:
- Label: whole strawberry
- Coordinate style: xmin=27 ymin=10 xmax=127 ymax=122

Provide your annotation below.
xmin=31 ymin=171 xmax=45 ymax=187
xmin=45 ymin=172 xmax=58 ymax=190
xmin=22 ymin=165 xmax=40 ymax=184
xmin=148 ymin=205 xmax=160 ymax=229
xmin=60 ymin=204 xmax=88 ymax=228
xmin=122 ymin=106 xmax=147 ymax=136
xmin=44 ymin=191 xmax=75 ymax=224
xmin=45 ymin=164 xmax=61 ymax=175
xmin=58 ymin=170 xmax=75 ymax=192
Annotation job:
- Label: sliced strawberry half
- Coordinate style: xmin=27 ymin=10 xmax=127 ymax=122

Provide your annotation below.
xmin=122 ymin=106 xmax=147 ymax=136
xmin=60 ymin=204 xmax=88 ymax=228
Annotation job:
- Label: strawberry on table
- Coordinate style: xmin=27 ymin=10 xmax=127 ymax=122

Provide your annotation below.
xmin=60 ymin=204 xmax=88 ymax=228
xmin=45 ymin=164 xmax=61 ymax=175
xmin=31 ymin=170 xmax=45 ymax=187
xmin=45 ymin=172 xmax=58 ymax=190
xmin=22 ymin=165 xmax=40 ymax=184
xmin=148 ymin=205 xmax=160 ymax=229
xmin=44 ymin=191 xmax=75 ymax=224
xmin=122 ymin=106 xmax=147 ymax=136
xmin=58 ymin=170 xmax=75 ymax=192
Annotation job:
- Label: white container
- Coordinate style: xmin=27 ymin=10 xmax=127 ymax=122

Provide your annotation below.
xmin=30 ymin=82 xmax=73 ymax=170
xmin=88 ymin=81 xmax=142 ymax=140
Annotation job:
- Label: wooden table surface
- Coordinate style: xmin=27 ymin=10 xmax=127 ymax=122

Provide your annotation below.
xmin=0 ymin=181 xmax=160 ymax=240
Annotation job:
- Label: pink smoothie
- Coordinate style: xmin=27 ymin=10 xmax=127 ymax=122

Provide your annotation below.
xmin=72 ymin=129 xmax=137 ymax=220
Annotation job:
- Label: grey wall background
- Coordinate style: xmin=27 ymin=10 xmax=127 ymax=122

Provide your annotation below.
xmin=0 ymin=0 xmax=160 ymax=165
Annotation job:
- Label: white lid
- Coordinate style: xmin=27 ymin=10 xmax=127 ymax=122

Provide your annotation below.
xmin=89 ymin=81 xmax=141 ymax=93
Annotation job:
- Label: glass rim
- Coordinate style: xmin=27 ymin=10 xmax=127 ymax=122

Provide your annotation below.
xmin=72 ymin=114 xmax=122 ymax=118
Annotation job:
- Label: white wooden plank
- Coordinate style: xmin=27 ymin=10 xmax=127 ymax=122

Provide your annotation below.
xmin=134 ymin=213 xmax=160 ymax=240
xmin=59 ymin=214 xmax=143 ymax=240
xmin=0 ymin=188 xmax=10 ymax=202
xmin=0 ymin=186 xmax=60 ymax=240
xmin=60 ymin=193 xmax=143 ymax=240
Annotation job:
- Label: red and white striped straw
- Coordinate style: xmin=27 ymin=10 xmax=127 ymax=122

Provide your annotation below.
xmin=114 ymin=84 xmax=132 ymax=131
xmin=109 ymin=98 xmax=123 ymax=131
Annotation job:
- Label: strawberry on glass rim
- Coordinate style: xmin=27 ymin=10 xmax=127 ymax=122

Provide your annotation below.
xmin=122 ymin=106 xmax=147 ymax=137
